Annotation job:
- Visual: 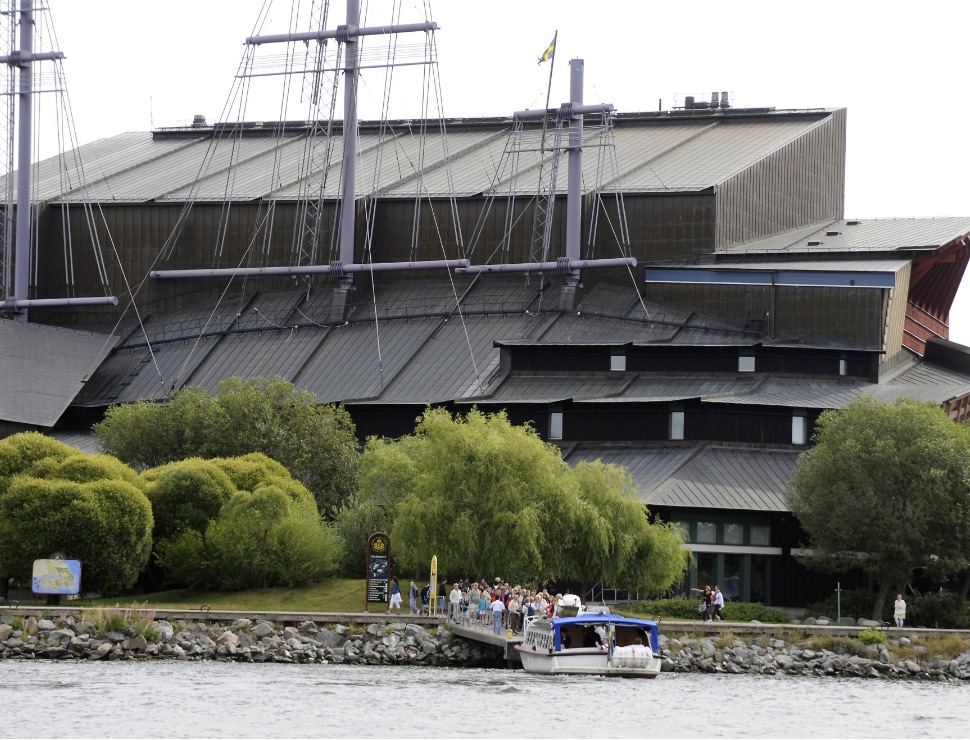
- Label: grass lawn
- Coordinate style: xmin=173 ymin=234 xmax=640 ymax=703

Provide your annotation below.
xmin=72 ymin=579 xmax=376 ymax=613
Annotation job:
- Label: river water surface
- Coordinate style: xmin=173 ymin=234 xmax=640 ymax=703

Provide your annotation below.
xmin=1 ymin=661 xmax=968 ymax=738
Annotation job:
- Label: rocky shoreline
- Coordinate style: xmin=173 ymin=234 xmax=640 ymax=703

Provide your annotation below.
xmin=657 ymin=633 xmax=970 ymax=681
xmin=0 ymin=615 xmax=502 ymax=667
xmin=3 ymin=614 xmax=970 ymax=680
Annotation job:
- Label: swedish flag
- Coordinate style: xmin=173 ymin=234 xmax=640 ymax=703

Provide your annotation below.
xmin=538 ymin=36 xmax=556 ymax=65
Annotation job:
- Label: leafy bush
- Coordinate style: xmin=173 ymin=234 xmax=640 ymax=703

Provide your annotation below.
xmin=157 ymin=486 xmax=340 ymax=590
xmin=721 ymin=602 xmax=792 ymax=624
xmin=0 ymin=473 xmax=153 ymax=595
xmin=857 ymin=627 xmax=886 ymax=645
xmin=619 ymin=598 xmax=702 ymax=620
xmin=907 ymin=591 xmax=970 ymax=629
xmin=142 ymin=458 xmax=236 ymax=542
xmin=620 ymin=597 xmax=792 ymax=623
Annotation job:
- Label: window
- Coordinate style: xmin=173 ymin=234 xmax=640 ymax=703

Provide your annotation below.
xmin=723 ymin=554 xmax=743 ymax=602
xmin=669 ymin=410 xmax=685 ymax=440
xmin=792 ymin=414 xmax=807 ymax=445
xmin=610 ymin=353 xmax=626 ymax=371
xmin=674 ymin=521 xmax=690 ymax=542
xmin=696 ymin=522 xmax=716 ymax=544
xmin=695 ymin=552 xmax=716 ymax=591
xmin=839 ymin=359 xmax=847 ymax=376
xmin=750 ymin=524 xmax=770 ymax=547
xmin=738 ymin=351 xmax=755 ymax=373
xmin=723 ymin=523 xmax=743 ymax=545
xmin=549 ymin=411 xmax=563 ymax=440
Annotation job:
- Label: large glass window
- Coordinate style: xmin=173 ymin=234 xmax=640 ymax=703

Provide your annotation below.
xmin=696 ymin=522 xmax=716 ymax=544
xmin=722 ymin=553 xmax=743 ymax=602
xmin=750 ymin=555 xmax=767 ymax=603
xmin=695 ymin=552 xmax=716 ymax=592
xmin=723 ymin=523 xmax=743 ymax=545
xmin=750 ymin=524 xmax=770 ymax=546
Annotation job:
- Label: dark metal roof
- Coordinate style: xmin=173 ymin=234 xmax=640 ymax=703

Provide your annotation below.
xmin=0 ymin=319 xmax=117 ymax=426
xmin=564 ymin=443 xmax=797 ymax=512
xmin=2 ymin=110 xmax=843 ymax=205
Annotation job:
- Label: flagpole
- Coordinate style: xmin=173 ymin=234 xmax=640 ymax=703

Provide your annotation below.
xmin=539 ymin=31 xmax=557 ymax=155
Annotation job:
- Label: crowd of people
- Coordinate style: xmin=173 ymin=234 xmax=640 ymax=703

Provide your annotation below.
xmin=394 ymin=576 xmax=565 ymax=635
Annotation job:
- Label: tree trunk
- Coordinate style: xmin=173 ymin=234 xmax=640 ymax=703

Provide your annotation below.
xmin=872 ymin=581 xmax=891 ymax=622
xmin=959 ymin=571 xmax=970 ymax=601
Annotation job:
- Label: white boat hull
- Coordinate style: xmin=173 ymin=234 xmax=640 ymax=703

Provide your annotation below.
xmin=516 ymin=645 xmax=661 ymax=678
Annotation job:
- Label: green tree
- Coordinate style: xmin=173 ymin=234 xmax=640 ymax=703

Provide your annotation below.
xmin=141 ymin=458 xmax=237 ymax=543
xmin=354 ymin=407 xmax=687 ymax=594
xmin=156 ymin=482 xmax=339 ymax=590
xmin=571 ymin=460 xmax=689 ymax=594
xmin=94 ymin=376 xmax=360 ymax=516
xmin=0 ymin=434 xmax=153 ymax=595
xmin=788 ymin=396 xmax=970 ymax=619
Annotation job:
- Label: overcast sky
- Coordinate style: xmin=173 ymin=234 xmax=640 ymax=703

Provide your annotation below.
xmin=35 ymin=0 xmax=970 ymax=341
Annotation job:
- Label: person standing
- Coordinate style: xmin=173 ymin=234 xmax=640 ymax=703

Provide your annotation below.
xmin=712 ymin=585 xmax=725 ymax=622
xmin=449 ymin=582 xmax=462 ymax=623
xmin=490 ymin=594 xmax=506 ymax=635
xmin=388 ymin=577 xmax=402 ymax=615
xmin=467 ymin=583 xmax=481 ymax=626
xmin=894 ymin=593 xmax=906 ymax=628
xmin=408 ymin=581 xmax=419 ymax=615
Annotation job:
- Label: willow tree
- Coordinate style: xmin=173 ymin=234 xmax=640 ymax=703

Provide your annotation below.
xmin=788 ymin=396 xmax=970 ymax=619
xmin=570 ymin=460 xmax=689 ymax=595
xmin=355 ymin=407 xmax=687 ymax=594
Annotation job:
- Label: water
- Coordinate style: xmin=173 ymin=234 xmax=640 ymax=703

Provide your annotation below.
xmin=1 ymin=661 xmax=968 ymax=738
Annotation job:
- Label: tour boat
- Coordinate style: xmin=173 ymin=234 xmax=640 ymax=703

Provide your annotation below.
xmin=515 ymin=611 xmax=662 ymax=678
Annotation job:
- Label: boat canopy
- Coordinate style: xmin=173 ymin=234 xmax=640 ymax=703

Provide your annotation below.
xmin=551 ymin=614 xmax=659 ymax=654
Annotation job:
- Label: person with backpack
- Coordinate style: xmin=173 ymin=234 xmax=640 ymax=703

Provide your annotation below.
xmin=712 ymin=585 xmax=725 ymax=622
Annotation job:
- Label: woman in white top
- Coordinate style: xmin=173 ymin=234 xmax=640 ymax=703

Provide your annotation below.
xmin=893 ymin=593 xmax=906 ymax=628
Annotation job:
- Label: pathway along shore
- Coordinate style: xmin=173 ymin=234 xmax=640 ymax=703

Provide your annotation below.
xmin=2 ymin=605 xmax=970 ymax=680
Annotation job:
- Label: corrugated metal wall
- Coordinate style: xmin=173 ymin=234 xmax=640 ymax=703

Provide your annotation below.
xmin=714 ymin=109 xmax=846 ymax=248
xmin=646 ymin=282 xmax=885 ymax=349
xmin=884 ymin=262 xmax=910 ymax=359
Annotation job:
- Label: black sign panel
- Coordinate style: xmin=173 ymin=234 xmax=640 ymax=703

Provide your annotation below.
xmin=366 ymin=532 xmax=390 ymax=605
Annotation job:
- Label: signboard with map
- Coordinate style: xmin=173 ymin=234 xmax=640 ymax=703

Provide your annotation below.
xmin=365 ymin=532 xmax=390 ymax=608
xmin=32 ymin=559 xmax=82 ymax=595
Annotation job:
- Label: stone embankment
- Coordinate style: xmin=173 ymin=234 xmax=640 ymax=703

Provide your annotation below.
xmin=658 ymin=633 xmax=970 ymax=681
xmin=0 ymin=615 xmax=503 ymax=666
xmin=5 ymin=613 xmax=970 ymax=680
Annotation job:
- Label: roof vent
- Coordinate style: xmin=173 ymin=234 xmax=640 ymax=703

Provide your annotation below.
xmin=846 ymin=220 xmax=861 ymax=226
xmin=807 ymin=240 xmax=822 ymax=246
xmin=720 ymin=91 xmax=730 ymax=108
xmin=191 ymin=114 xmax=206 ymax=128
xmin=825 ymin=231 xmax=841 ymax=236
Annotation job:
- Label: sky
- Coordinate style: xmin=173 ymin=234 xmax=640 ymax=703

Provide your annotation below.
xmin=27 ymin=0 xmax=970 ymax=340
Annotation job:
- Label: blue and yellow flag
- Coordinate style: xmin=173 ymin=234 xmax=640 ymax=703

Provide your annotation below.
xmin=538 ymin=35 xmax=556 ymax=65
